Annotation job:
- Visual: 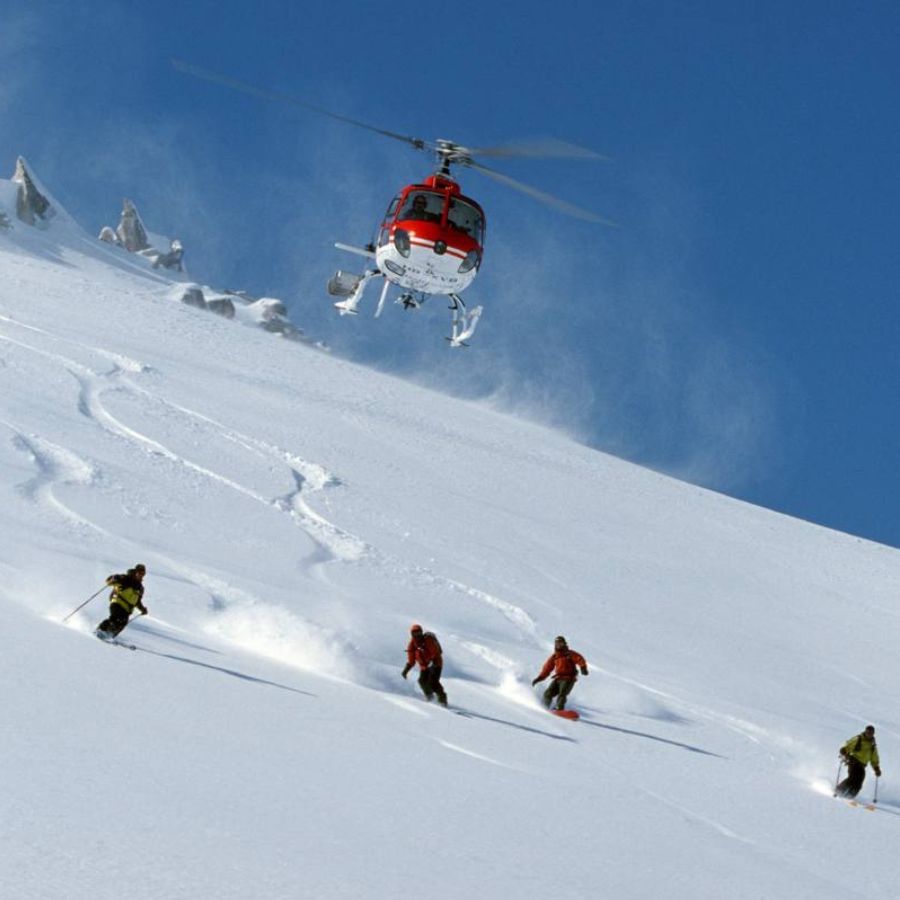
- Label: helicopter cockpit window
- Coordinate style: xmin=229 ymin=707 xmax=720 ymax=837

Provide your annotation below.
xmin=448 ymin=199 xmax=484 ymax=244
xmin=384 ymin=195 xmax=401 ymax=221
xmin=399 ymin=192 xmax=443 ymax=223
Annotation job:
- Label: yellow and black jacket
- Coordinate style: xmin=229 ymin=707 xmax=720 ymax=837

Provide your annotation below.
xmin=107 ymin=572 xmax=145 ymax=614
xmin=841 ymin=733 xmax=880 ymax=769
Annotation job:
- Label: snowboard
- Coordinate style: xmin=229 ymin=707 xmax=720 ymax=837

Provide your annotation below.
xmin=551 ymin=709 xmax=580 ymax=720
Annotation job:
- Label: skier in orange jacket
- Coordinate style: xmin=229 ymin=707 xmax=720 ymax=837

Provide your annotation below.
xmin=532 ymin=636 xmax=588 ymax=710
xmin=402 ymin=623 xmax=448 ymax=706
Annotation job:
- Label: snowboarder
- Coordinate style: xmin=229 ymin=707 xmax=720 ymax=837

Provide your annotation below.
xmin=836 ymin=725 xmax=882 ymax=798
xmin=96 ymin=564 xmax=148 ymax=639
xmin=401 ymin=623 xmax=447 ymax=706
xmin=532 ymin=635 xmax=588 ymax=711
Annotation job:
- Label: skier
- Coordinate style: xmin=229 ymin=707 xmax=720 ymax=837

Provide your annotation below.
xmin=96 ymin=564 xmax=148 ymax=639
xmin=531 ymin=635 xmax=588 ymax=711
xmin=836 ymin=725 xmax=882 ymax=798
xmin=401 ymin=623 xmax=447 ymax=706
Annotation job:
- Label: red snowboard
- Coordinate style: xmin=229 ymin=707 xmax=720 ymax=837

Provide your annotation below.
xmin=551 ymin=709 xmax=580 ymax=720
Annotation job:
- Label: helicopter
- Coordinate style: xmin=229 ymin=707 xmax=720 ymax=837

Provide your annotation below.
xmin=173 ymin=60 xmax=612 ymax=347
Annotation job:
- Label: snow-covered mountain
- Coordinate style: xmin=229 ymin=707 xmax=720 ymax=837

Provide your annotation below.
xmin=1 ymin=166 xmax=898 ymax=900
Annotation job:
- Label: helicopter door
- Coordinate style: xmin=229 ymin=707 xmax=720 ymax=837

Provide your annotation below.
xmin=378 ymin=195 xmax=402 ymax=246
xmin=447 ymin=198 xmax=485 ymax=245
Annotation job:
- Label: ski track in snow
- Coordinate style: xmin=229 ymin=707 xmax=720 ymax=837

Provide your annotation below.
xmin=5 ymin=425 xmax=103 ymax=535
xmin=641 ymin=787 xmax=757 ymax=846
xmin=0 ymin=310 xmax=148 ymax=374
xmin=84 ymin=373 xmax=543 ymax=649
xmin=2 ymin=313 xmax=551 ymax=683
xmin=0 ymin=321 xmax=358 ymax=665
xmin=597 ymin=664 xmax=780 ymax=757
xmin=97 ymin=378 xmax=542 ymax=650
xmin=106 ymin=383 xmax=370 ymax=566
xmin=438 ymin=740 xmax=518 ymax=769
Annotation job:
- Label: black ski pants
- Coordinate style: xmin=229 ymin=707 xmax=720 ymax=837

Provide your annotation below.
xmin=419 ymin=664 xmax=447 ymax=705
xmin=543 ymin=677 xmax=575 ymax=710
xmin=836 ymin=759 xmax=867 ymax=798
xmin=97 ymin=603 xmax=130 ymax=638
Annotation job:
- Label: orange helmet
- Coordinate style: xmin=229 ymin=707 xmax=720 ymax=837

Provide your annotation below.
xmin=410 ymin=623 xmax=423 ymax=634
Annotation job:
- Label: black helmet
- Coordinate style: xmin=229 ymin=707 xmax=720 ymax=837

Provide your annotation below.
xmin=134 ymin=563 xmax=146 ymax=574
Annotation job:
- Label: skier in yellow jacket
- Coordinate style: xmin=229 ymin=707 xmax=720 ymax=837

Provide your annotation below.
xmin=96 ymin=564 xmax=148 ymax=639
xmin=836 ymin=725 xmax=882 ymax=798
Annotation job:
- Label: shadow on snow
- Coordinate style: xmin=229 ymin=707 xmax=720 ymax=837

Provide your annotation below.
xmin=133 ymin=645 xmax=316 ymax=698
xmin=580 ymin=717 xmax=724 ymax=758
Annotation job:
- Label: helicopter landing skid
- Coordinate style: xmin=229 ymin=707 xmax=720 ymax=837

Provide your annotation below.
xmin=329 ymin=264 xmax=481 ymax=346
xmin=447 ymin=293 xmax=482 ymax=348
xmin=332 ymin=269 xmax=381 ymax=316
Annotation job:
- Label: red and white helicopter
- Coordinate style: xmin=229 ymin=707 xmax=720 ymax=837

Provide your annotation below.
xmin=174 ymin=60 xmax=611 ymax=346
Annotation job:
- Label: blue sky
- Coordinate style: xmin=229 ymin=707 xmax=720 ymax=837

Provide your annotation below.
xmin=2 ymin=1 xmax=899 ymax=547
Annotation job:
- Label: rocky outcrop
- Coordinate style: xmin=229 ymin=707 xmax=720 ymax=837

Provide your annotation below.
xmin=179 ymin=287 xmax=207 ymax=309
xmin=254 ymin=299 xmax=305 ymax=341
xmin=98 ymin=198 xmax=185 ymax=271
xmin=206 ymin=296 xmax=235 ymax=319
xmin=149 ymin=239 xmax=184 ymax=272
xmin=254 ymin=298 xmax=289 ymax=320
xmin=116 ymin=199 xmax=150 ymax=252
xmin=173 ymin=288 xmax=305 ymax=340
xmin=1 ymin=155 xmax=314 ymax=345
xmin=13 ymin=157 xmax=55 ymax=226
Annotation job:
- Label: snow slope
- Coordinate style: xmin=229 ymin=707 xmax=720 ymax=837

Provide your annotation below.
xmin=1 ymin=203 xmax=898 ymax=900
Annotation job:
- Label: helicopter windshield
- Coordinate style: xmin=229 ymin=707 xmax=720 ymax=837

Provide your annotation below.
xmin=448 ymin=198 xmax=484 ymax=244
xmin=399 ymin=192 xmax=443 ymax=223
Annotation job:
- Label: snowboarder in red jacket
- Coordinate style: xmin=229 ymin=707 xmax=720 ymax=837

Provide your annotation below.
xmin=402 ymin=623 xmax=448 ymax=706
xmin=532 ymin=636 xmax=588 ymax=710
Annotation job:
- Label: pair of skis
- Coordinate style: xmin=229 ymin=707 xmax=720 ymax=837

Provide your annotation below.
xmin=95 ymin=630 xmax=137 ymax=651
xmin=844 ymin=799 xmax=878 ymax=812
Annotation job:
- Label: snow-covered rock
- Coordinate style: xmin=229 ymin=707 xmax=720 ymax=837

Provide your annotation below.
xmin=206 ymin=295 xmax=235 ymax=318
xmin=178 ymin=285 xmax=207 ymax=309
xmin=98 ymin=197 xmax=185 ymax=272
xmin=240 ymin=296 xmax=305 ymax=339
xmin=12 ymin=156 xmax=56 ymax=226
xmin=115 ymin=198 xmax=150 ymax=251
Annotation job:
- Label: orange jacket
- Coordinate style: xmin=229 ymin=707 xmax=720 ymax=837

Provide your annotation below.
xmin=407 ymin=632 xmax=443 ymax=669
xmin=536 ymin=649 xmax=587 ymax=682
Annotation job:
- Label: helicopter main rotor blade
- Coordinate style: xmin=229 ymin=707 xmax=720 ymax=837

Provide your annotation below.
xmin=469 ymin=162 xmax=617 ymax=225
xmin=172 ymin=59 xmax=429 ymax=152
xmin=466 ymin=138 xmax=610 ymax=161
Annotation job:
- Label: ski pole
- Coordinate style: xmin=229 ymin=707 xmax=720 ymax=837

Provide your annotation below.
xmin=873 ymin=775 xmax=879 ymax=805
xmin=62 ymin=585 xmax=107 ymax=623
xmin=833 ymin=759 xmax=844 ymax=797
xmin=119 ymin=609 xmax=148 ymax=634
